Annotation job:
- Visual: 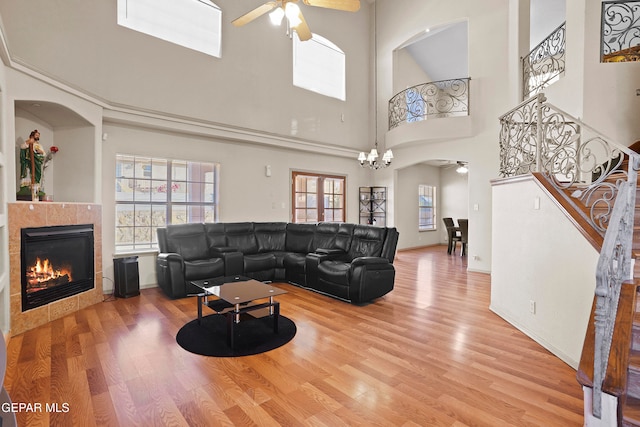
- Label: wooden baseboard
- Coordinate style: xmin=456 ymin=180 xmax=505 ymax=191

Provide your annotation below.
xmin=397 ymin=243 xmax=443 ymax=252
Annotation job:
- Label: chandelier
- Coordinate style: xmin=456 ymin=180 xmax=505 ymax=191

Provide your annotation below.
xmin=358 ymin=144 xmax=393 ymax=169
xmin=357 ymin=0 xmax=393 ymax=170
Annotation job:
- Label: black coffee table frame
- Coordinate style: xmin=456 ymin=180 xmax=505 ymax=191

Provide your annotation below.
xmin=190 ymin=276 xmax=286 ymax=349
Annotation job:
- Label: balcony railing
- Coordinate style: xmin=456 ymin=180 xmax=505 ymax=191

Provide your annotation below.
xmin=499 ymin=93 xmax=639 ymax=419
xmin=601 ymin=0 xmax=640 ymax=62
xmin=388 ymin=78 xmax=470 ymax=130
xmin=523 ymin=22 xmax=566 ymax=99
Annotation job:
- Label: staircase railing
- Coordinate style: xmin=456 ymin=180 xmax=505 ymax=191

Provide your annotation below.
xmin=523 ymin=22 xmax=566 ymax=99
xmin=388 ymin=77 xmax=470 ymax=130
xmin=498 ymin=92 xmax=640 ymax=419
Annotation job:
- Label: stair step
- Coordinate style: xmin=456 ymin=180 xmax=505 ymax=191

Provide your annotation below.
xmin=630 ymin=351 xmax=640 ymax=399
xmin=623 ymin=395 xmax=640 ymax=426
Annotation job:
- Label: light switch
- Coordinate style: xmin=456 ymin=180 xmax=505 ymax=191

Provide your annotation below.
xmin=534 ymin=197 xmax=540 ymax=210
xmin=473 ymin=203 xmax=479 ymax=211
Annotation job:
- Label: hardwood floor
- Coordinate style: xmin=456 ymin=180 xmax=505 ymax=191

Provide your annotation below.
xmin=4 ymin=246 xmax=584 ymax=426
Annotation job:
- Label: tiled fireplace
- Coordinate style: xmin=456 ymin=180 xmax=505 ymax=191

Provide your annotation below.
xmin=8 ymin=202 xmax=103 ymax=336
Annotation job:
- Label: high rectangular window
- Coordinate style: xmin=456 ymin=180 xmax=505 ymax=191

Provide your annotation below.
xmin=418 ymin=184 xmax=436 ymax=231
xmin=293 ymin=34 xmax=346 ymax=100
xmin=115 ymin=155 xmax=219 ymax=252
xmin=117 ymin=0 xmax=222 ymax=58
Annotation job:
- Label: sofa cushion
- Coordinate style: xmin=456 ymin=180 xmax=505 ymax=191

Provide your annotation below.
xmin=336 ymin=223 xmax=355 ymax=252
xmin=317 ymin=260 xmax=351 ymax=286
xmin=313 ymin=222 xmax=339 ymax=249
xmin=225 ymin=222 xmax=258 ymax=254
xmin=204 ymin=223 xmax=227 ymax=248
xmin=283 ymin=252 xmax=306 ymax=273
xmin=347 ymin=225 xmax=387 ymax=260
xmin=244 ymin=252 xmax=276 ymax=273
xmin=255 ymin=222 xmax=287 ymax=252
xmin=183 ymin=258 xmax=225 ymax=280
xmin=285 ymin=223 xmax=316 ymax=253
xmin=166 ymin=223 xmax=209 ymax=261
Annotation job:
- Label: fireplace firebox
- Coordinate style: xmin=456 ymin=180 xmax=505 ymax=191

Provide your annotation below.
xmin=21 ymin=224 xmax=94 ymax=311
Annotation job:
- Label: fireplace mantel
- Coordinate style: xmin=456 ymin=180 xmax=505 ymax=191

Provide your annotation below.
xmin=8 ymin=202 xmax=103 ymax=336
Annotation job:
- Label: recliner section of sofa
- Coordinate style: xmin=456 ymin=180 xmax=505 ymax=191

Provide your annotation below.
xmin=156 ymin=221 xmax=399 ymax=304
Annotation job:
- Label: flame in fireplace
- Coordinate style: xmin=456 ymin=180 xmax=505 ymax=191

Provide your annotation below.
xmin=26 ymin=258 xmax=72 ymax=292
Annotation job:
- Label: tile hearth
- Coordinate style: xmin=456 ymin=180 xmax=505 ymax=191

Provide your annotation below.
xmin=8 ymin=202 xmax=103 ymax=336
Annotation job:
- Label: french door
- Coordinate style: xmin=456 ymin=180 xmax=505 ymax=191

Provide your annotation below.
xmin=292 ymin=171 xmax=345 ymax=223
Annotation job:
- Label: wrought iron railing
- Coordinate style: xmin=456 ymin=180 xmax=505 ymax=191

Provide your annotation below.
xmin=388 ymin=78 xmax=470 ymax=130
xmin=601 ymin=1 xmax=640 ymax=62
xmin=499 ymin=92 xmax=640 ymax=419
xmin=523 ymin=22 xmax=566 ymax=99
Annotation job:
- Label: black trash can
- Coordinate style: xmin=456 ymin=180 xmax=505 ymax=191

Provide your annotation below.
xmin=113 ymin=256 xmax=140 ymax=298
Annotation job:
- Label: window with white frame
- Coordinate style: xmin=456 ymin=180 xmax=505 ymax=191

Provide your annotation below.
xmin=418 ymin=184 xmax=436 ymax=230
xmin=293 ymin=34 xmax=346 ymax=100
xmin=117 ymin=0 xmax=222 ymax=58
xmin=115 ymin=155 xmax=219 ymax=252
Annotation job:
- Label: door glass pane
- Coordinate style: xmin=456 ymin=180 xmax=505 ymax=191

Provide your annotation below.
xmin=296 ymin=175 xmax=307 ymax=192
xmin=306 ymin=194 xmax=317 ymax=208
xmin=307 ymin=177 xmax=317 ymax=193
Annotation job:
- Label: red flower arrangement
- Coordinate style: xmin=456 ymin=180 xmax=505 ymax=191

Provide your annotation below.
xmin=44 ymin=146 xmax=59 ymax=168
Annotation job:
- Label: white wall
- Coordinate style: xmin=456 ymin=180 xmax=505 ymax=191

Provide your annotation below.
xmin=439 ymin=165 xmax=469 ymax=243
xmin=0 ymin=0 xmax=373 ymax=152
xmin=0 ymin=51 xmax=9 ymax=334
xmin=392 ymin=47 xmax=432 ymax=93
xmin=100 ymin=121 xmax=369 ymax=291
xmin=375 ymin=0 xmax=511 ymax=273
xmin=395 ymin=163 xmax=440 ymax=249
xmin=491 ymin=177 xmax=597 ymax=368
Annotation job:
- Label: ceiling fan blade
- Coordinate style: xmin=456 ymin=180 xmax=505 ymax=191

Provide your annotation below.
xmin=232 ymin=2 xmax=278 ymax=27
xmin=302 ymin=0 xmax=360 ymax=12
xmin=294 ymin=11 xmax=312 ymax=41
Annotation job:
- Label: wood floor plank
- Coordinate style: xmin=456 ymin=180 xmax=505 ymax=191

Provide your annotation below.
xmin=4 ymin=246 xmax=585 ymax=425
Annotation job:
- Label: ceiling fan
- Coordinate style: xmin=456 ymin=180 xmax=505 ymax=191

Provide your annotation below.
xmin=232 ymin=0 xmax=361 ymax=41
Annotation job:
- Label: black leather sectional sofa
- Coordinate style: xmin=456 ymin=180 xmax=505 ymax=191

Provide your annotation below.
xmin=156 ymin=222 xmax=399 ymax=304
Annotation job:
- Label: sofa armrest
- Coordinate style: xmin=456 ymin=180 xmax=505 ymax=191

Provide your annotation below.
xmin=351 ymin=256 xmax=392 ymax=267
xmin=156 ymin=252 xmax=187 ymax=298
xmin=348 ymin=257 xmax=395 ymax=304
xmin=305 ymin=251 xmax=342 ymax=288
xmin=315 ymin=248 xmax=346 ymax=256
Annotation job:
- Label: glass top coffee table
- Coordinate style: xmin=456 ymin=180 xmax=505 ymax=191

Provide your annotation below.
xmin=190 ymin=276 xmax=287 ymax=349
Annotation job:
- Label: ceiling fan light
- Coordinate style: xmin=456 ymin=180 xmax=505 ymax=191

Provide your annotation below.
xmin=285 ymin=3 xmax=301 ymax=27
xmin=269 ymin=7 xmax=285 ymax=26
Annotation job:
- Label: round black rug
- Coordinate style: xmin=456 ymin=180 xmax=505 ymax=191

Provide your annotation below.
xmin=176 ymin=313 xmax=296 ymax=357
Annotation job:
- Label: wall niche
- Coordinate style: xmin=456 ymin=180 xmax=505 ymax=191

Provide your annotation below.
xmin=14 ymin=100 xmax=95 ymax=203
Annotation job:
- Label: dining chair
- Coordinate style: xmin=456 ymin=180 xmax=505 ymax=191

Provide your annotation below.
xmin=442 ymin=217 xmax=461 ymax=255
xmin=456 ymin=219 xmax=468 ymax=256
